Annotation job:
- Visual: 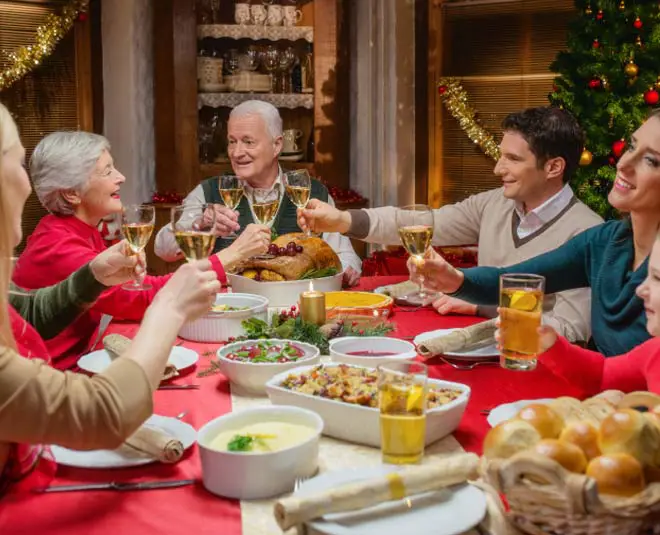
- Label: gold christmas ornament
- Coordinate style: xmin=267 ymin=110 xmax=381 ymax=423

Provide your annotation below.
xmin=585 ymin=4 xmax=593 ymax=15
xmin=437 ymin=77 xmax=501 ymax=161
xmin=624 ymin=60 xmax=639 ymax=78
xmin=0 ymin=0 xmax=89 ymax=91
xmin=635 ymin=36 xmax=643 ymax=47
xmin=655 ymin=76 xmax=660 ymax=89
xmin=618 ymin=0 xmax=625 ymax=10
xmin=579 ymin=149 xmax=593 ymax=166
xmin=601 ymin=76 xmax=610 ymax=90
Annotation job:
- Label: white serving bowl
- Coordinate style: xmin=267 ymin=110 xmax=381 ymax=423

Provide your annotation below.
xmin=266 ymin=363 xmax=470 ymax=448
xmin=227 ymin=272 xmax=343 ymax=308
xmin=198 ymin=406 xmax=323 ymax=499
xmin=178 ymin=293 xmax=268 ymax=343
xmin=217 ymin=339 xmax=321 ymax=396
xmin=329 ymin=336 xmax=418 ymax=371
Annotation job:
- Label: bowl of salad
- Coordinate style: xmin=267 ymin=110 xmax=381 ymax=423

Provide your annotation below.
xmin=217 ymin=339 xmax=321 ymax=395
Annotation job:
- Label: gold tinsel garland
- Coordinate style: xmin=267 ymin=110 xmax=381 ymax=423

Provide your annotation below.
xmin=437 ymin=77 xmax=501 ymax=161
xmin=0 ymin=0 xmax=89 ymax=91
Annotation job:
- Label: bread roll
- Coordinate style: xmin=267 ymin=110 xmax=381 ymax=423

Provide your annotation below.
xmin=559 ymin=421 xmax=601 ymax=460
xmin=591 ymin=390 xmax=625 ymax=407
xmin=516 ymin=404 xmax=565 ymax=439
xmin=598 ymin=409 xmax=660 ymax=467
xmin=582 ymin=397 xmax=616 ymax=423
xmin=586 ymin=454 xmax=646 ymax=497
xmin=483 ymin=419 xmax=541 ymax=460
xmin=533 ymin=439 xmax=587 ymax=473
xmin=103 ymin=334 xmax=131 ymax=360
xmin=618 ymin=391 xmax=660 ymax=412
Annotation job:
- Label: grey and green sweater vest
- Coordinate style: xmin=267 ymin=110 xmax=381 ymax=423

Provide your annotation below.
xmin=201 ymin=175 xmax=329 ymax=253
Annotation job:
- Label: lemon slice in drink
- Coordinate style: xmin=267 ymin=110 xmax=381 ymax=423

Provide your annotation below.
xmin=509 ymin=290 xmax=538 ymax=312
xmin=406 ymin=385 xmax=424 ymax=412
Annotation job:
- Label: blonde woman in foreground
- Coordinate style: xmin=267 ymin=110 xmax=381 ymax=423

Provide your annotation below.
xmin=0 ymin=103 xmax=220 ymax=495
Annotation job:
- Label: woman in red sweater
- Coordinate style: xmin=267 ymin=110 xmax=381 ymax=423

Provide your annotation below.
xmin=499 ymin=230 xmax=660 ymax=395
xmin=13 ymin=131 xmax=271 ymax=368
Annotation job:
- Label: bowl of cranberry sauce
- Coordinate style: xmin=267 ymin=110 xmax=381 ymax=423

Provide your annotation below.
xmin=328 ymin=337 xmax=418 ymax=370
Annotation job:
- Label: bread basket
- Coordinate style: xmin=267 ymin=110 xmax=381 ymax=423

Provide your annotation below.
xmin=482 ymin=451 xmax=660 ymax=535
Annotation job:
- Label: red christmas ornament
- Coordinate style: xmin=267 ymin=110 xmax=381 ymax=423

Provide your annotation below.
xmin=596 ymin=9 xmax=604 ymax=20
xmin=608 ymin=156 xmax=617 ymax=166
xmin=77 ymin=11 xmax=88 ymax=22
xmin=592 ymin=39 xmax=601 ymax=49
xmin=612 ymin=139 xmax=626 ymax=158
xmin=437 ymin=85 xmax=447 ymax=95
xmin=644 ymin=88 xmax=660 ymax=105
xmin=633 ymin=16 xmax=643 ymax=29
xmin=588 ymin=77 xmax=602 ymax=89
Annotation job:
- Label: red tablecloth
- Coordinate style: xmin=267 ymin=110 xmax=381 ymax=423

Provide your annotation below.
xmin=0 ymin=276 xmax=581 ymax=534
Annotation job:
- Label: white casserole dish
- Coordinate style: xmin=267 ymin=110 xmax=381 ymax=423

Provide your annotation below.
xmin=197 ymin=406 xmax=323 ymax=500
xmin=217 ymin=339 xmax=321 ymax=396
xmin=328 ymin=337 xmax=418 ymax=371
xmin=178 ymin=293 xmax=268 ymax=343
xmin=266 ymin=364 xmax=470 ymax=448
xmin=227 ymin=272 xmax=343 ymax=308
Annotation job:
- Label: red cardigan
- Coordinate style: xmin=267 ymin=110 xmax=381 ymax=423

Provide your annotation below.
xmin=13 ymin=214 xmax=226 ymax=369
xmin=541 ymin=335 xmax=660 ymax=396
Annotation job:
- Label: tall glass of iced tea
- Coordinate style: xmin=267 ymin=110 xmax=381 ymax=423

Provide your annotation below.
xmin=499 ymin=274 xmax=545 ymax=371
xmin=378 ymin=362 xmax=428 ymax=465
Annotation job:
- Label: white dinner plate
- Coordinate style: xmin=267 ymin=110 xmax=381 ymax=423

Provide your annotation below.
xmin=50 ymin=415 xmax=197 ymax=469
xmin=487 ymin=398 xmax=554 ymax=427
xmin=413 ymin=328 xmax=499 ymax=359
xmin=77 ymin=346 xmax=199 ymax=375
xmin=297 ymin=466 xmax=487 ymax=535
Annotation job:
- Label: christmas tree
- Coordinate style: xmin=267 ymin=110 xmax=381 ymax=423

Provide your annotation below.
xmin=549 ymin=0 xmax=660 ymax=219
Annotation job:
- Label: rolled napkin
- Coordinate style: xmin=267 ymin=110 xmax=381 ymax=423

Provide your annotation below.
xmin=273 ymin=452 xmax=479 ymax=531
xmin=121 ymin=425 xmax=184 ymax=464
xmin=103 ymin=334 xmax=178 ymax=382
xmin=379 ymin=280 xmax=420 ymax=299
xmin=416 ymin=319 xmax=497 ymax=359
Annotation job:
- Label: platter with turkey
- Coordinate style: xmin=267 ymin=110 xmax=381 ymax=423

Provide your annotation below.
xmin=227 ymin=233 xmax=343 ymax=308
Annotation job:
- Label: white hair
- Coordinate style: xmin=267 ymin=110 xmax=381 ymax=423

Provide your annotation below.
xmin=229 ymin=100 xmax=283 ymax=139
xmin=30 ymin=131 xmax=110 ymax=215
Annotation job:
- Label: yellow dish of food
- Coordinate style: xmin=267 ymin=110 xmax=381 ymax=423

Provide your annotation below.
xmin=209 ymin=421 xmax=316 ymax=453
xmin=325 ymin=291 xmax=393 ymax=319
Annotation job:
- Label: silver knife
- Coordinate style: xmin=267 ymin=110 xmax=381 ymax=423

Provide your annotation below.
xmin=87 ymin=314 xmax=113 ymax=353
xmin=34 ymin=479 xmax=195 ymax=493
xmin=158 ymin=384 xmax=200 ymax=390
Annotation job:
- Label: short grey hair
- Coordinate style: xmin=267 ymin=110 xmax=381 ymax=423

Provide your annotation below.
xmin=229 ymin=100 xmax=283 ymax=139
xmin=30 ymin=131 xmax=111 ymax=215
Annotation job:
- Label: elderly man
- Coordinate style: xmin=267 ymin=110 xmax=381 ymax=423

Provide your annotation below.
xmin=298 ymin=106 xmax=603 ymax=343
xmin=154 ymin=100 xmax=362 ymax=285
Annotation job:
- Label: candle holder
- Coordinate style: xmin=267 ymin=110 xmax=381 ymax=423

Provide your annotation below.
xmin=299 ymin=289 xmax=326 ymax=326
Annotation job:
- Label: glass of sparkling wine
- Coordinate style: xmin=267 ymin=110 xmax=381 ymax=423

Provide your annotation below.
xmin=284 ymin=169 xmax=312 ymax=236
xmin=171 ymin=204 xmax=217 ymax=262
xmin=249 ymin=187 xmax=281 ymax=226
xmin=121 ymin=204 xmax=155 ymax=291
xmin=218 ymin=174 xmax=244 ymax=239
xmin=378 ymin=362 xmax=428 ymax=465
xmin=499 ymin=274 xmax=545 ymax=371
xmin=395 ymin=204 xmax=435 ymax=302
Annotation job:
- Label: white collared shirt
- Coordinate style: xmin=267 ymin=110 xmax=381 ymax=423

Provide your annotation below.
xmin=514 ymin=184 xmax=574 ymax=239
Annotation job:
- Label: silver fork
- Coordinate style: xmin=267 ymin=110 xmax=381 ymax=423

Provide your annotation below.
xmin=293 ymin=475 xmax=311 ymax=492
xmin=440 ymin=357 xmax=499 ymax=370
xmin=87 ymin=314 xmax=113 ymax=353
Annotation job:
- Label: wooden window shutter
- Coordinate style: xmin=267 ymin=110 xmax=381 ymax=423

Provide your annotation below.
xmin=0 ymin=0 xmax=90 ymax=251
xmin=436 ymin=1 xmax=575 ymax=205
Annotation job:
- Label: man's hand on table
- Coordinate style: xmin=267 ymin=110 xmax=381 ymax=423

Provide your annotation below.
xmin=432 ymin=294 xmax=477 ymax=316
xmin=342 ymin=266 xmax=361 ymax=288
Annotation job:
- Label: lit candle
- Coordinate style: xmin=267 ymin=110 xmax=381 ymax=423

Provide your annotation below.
xmin=299 ymin=282 xmax=326 ymax=326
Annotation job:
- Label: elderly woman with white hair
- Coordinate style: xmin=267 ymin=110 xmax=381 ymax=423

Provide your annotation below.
xmin=153 ymin=100 xmax=362 ymax=286
xmin=13 ymin=131 xmax=271 ymax=369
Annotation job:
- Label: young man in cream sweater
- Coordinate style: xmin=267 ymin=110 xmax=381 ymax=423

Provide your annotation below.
xmin=297 ymin=106 xmax=603 ymax=343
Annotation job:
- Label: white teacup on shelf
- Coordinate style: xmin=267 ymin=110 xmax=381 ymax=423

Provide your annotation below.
xmin=250 ymin=3 xmax=267 ymax=25
xmin=283 ymin=6 xmax=302 ymax=26
xmin=282 ymin=128 xmax=303 ymax=153
xmin=234 ymin=2 xmax=251 ymax=25
xmin=267 ymin=4 xmax=284 ymax=26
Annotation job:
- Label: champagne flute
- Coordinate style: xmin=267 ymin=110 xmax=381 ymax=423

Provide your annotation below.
xmin=171 ymin=204 xmax=217 ymax=262
xmin=284 ymin=169 xmax=312 ymax=236
xmin=121 ymin=204 xmax=155 ymax=291
xmin=218 ymin=174 xmax=244 ymax=239
xmin=395 ymin=204 xmax=435 ymax=303
xmin=249 ymin=187 xmax=281 ymax=226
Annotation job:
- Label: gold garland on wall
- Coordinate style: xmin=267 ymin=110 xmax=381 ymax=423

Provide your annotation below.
xmin=0 ymin=0 xmax=89 ymax=91
xmin=437 ymin=77 xmax=501 ymax=161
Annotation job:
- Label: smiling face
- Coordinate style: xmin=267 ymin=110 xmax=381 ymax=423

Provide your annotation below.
xmin=2 ymin=141 xmax=32 ymax=247
xmin=227 ymin=113 xmax=282 ymax=186
xmin=494 ymin=131 xmax=565 ymax=212
xmin=609 ymin=116 xmax=660 ymax=215
xmin=73 ymin=150 xmax=125 ymax=224
xmin=636 ymin=238 xmax=660 ymax=336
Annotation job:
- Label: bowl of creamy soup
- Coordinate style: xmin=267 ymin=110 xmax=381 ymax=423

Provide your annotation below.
xmin=329 ymin=336 xmax=417 ymax=370
xmin=198 ymin=406 xmax=323 ymax=499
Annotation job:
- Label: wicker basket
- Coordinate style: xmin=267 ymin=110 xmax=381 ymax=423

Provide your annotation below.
xmin=482 ymin=452 xmax=660 ymax=535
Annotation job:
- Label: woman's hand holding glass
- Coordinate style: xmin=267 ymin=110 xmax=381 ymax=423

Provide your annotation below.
xmin=89 ymin=240 xmax=146 ymax=287
xmin=121 ymin=204 xmax=155 ymax=291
